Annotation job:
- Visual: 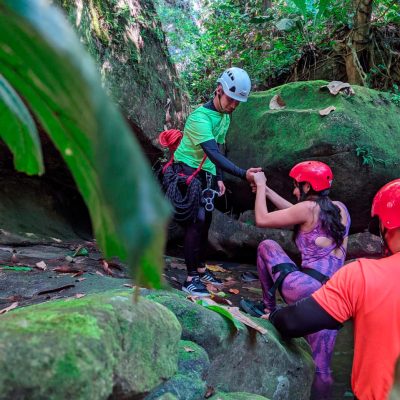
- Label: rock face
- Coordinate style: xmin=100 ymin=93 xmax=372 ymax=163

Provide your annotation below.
xmin=0 ymin=288 xmax=314 ymax=400
xmin=147 ymin=290 xmax=314 ymax=400
xmin=0 ymin=291 xmax=181 ymax=400
xmin=206 ymin=210 xmax=381 ymax=263
xmin=224 ymin=80 xmax=400 ymax=232
xmin=56 ymin=0 xmax=189 ymax=159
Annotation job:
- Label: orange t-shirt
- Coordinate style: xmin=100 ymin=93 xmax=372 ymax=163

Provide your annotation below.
xmin=312 ymin=253 xmax=400 ymax=400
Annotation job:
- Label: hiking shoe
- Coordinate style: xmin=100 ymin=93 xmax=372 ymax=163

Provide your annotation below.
xmin=182 ymin=276 xmax=210 ymax=297
xmin=239 ymin=299 xmax=265 ymax=318
xmin=200 ymin=269 xmax=223 ymax=286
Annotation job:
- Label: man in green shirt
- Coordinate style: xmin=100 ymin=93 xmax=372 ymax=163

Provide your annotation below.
xmin=173 ymin=67 xmax=261 ymax=296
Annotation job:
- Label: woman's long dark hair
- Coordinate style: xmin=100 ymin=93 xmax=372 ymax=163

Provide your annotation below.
xmin=293 ymin=184 xmax=346 ymax=247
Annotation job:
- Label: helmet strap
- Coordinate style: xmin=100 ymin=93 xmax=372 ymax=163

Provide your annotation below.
xmin=214 ymin=87 xmax=232 ymax=114
xmin=379 ymin=226 xmax=392 ymax=256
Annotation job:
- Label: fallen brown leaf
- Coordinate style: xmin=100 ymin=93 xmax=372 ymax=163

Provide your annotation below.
xmin=0 ymin=302 xmax=18 ymax=315
xmin=75 ymin=293 xmax=86 ymax=299
xmin=107 ymin=261 xmax=122 ymax=271
xmin=227 ymin=307 xmax=268 ymax=334
xmin=319 ymin=106 xmax=336 ymax=116
xmin=269 ymin=94 xmax=286 ymax=110
xmin=228 ymin=288 xmax=240 ymax=295
xmin=184 ymin=346 xmax=195 ymax=352
xmin=101 ymin=260 xmax=114 ymax=276
xmin=96 ymin=271 xmax=105 ymax=277
xmin=205 ymin=264 xmax=227 ymax=273
xmin=204 ymin=386 xmax=215 ymax=399
xmin=35 ymin=261 xmax=47 ymax=271
xmin=320 ymin=81 xmax=355 ymax=96
xmin=242 ymin=286 xmax=263 ymax=294
xmin=38 ymin=284 xmax=75 ymax=295
xmin=76 ymin=277 xmax=86 ymax=282
xmin=72 ymin=271 xmax=84 ymax=277
xmin=223 ymin=277 xmax=238 ymax=287
xmin=210 ymin=293 xmax=232 ymax=306
xmin=53 ymin=265 xmax=80 ymax=273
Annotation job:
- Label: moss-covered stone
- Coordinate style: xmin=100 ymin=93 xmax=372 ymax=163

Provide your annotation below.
xmin=226 ymin=81 xmax=400 ymax=231
xmin=146 ymin=290 xmax=314 ymax=399
xmin=0 ymin=290 xmax=181 ymax=400
xmin=145 ymin=340 xmax=209 ymax=400
xmin=54 ymin=0 xmax=189 ymax=158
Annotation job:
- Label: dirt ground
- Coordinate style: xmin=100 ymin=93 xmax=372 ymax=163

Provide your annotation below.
xmin=0 ymin=240 xmax=271 ymax=311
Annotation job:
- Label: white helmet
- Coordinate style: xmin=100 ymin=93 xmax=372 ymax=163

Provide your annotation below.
xmin=217 ymin=67 xmax=251 ymax=102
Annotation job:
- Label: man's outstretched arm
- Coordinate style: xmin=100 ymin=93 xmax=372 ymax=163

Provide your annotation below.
xmin=269 ymin=297 xmax=343 ymax=338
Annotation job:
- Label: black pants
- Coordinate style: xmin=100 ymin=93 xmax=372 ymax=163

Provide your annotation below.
xmin=175 ymin=163 xmax=217 ymax=276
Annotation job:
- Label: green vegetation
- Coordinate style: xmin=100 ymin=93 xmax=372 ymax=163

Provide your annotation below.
xmin=0 ymin=0 xmax=170 ymax=287
xmin=156 ymin=0 xmax=400 ymax=103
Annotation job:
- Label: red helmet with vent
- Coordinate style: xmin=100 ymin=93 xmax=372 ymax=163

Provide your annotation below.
xmin=158 ymin=129 xmax=183 ymax=152
xmin=371 ymin=179 xmax=400 ymax=230
xmin=289 ymin=161 xmax=333 ymax=191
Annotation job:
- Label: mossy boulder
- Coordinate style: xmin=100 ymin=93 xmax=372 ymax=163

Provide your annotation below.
xmin=225 ymin=80 xmax=400 ymax=231
xmin=56 ymin=0 xmax=189 ymax=159
xmin=0 ymin=290 xmax=181 ymax=400
xmin=146 ymin=340 xmax=209 ymax=400
xmin=146 ymin=291 xmax=314 ymax=399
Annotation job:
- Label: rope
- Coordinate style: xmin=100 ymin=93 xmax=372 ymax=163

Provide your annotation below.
xmin=162 ymin=165 xmax=202 ymax=222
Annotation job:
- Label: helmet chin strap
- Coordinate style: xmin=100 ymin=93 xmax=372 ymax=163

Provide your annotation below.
xmin=380 ymin=227 xmax=392 ymax=256
xmin=216 ymin=92 xmax=232 ymax=114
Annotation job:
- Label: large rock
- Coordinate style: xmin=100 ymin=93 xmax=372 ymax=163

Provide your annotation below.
xmin=146 ymin=340 xmax=209 ymax=400
xmin=208 ymin=210 xmax=381 ymax=263
xmin=225 ymin=80 xmax=400 ymax=232
xmin=0 ymin=290 xmax=181 ymax=400
xmin=147 ymin=291 xmax=314 ymax=400
xmin=56 ymin=0 xmax=189 ymax=159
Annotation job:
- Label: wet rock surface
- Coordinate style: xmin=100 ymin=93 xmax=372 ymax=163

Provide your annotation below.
xmin=0 ymin=239 xmax=352 ymax=400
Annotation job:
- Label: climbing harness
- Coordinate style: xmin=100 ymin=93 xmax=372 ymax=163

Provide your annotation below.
xmin=162 ymin=164 xmax=203 ymax=222
xmin=268 ymin=263 xmax=329 ymax=298
xmin=157 ymin=129 xmax=213 ymax=222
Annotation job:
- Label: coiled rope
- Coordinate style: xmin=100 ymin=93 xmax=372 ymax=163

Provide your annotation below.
xmin=163 ymin=165 xmax=202 ymax=222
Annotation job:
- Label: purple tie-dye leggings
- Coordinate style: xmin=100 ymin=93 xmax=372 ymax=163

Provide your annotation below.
xmin=257 ymin=239 xmax=337 ymax=399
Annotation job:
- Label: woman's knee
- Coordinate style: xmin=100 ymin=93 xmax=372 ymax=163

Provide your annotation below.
xmin=257 ymin=239 xmax=282 ymax=255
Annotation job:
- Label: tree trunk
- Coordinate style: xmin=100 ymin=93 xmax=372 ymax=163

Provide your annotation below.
xmin=262 ymin=0 xmax=272 ymax=11
xmin=345 ymin=0 xmax=373 ymax=85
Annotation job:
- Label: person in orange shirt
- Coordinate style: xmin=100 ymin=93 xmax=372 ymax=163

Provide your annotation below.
xmin=268 ymin=179 xmax=400 ymax=400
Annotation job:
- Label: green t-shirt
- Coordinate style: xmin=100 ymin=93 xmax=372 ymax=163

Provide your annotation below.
xmin=173 ymin=105 xmax=230 ymax=175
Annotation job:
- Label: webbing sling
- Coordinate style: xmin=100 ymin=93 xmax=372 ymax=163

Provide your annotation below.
xmin=268 ymin=263 xmax=330 ymax=298
xmin=300 ymin=268 xmax=330 ymax=284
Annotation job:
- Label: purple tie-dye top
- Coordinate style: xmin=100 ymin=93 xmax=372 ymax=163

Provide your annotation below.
xmin=295 ymin=201 xmax=351 ymax=277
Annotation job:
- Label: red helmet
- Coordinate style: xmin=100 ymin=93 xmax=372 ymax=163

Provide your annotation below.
xmin=289 ymin=161 xmax=333 ymax=191
xmin=371 ymin=179 xmax=400 ymax=229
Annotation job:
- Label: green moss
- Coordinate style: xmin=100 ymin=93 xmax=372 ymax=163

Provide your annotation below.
xmin=55 ymin=353 xmax=81 ymax=380
xmin=229 ymin=80 xmax=400 ymax=169
xmin=88 ymin=0 xmax=110 ymax=44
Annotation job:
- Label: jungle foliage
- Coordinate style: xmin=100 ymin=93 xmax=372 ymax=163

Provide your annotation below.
xmin=0 ymin=0 xmax=170 ymax=287
xmin=156 ymin=0 xmax=400 ymax=103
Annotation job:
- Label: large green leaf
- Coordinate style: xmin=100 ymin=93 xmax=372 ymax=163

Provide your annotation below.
xmin=0 ymin=74 xmax=43 ymax=175
xmin=290 ymin=0 xmax=307 ymax=16
xmin=316 ymin=0 xmax=332 ymax=21
xmin=0 ymin=0 xmax=171 ymax=287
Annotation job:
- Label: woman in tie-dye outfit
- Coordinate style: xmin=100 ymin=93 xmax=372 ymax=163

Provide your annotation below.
xmin=251 ymin=161 xmax=351 ymax=400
